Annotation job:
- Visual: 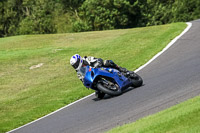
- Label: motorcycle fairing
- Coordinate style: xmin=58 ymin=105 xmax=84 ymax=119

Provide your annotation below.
xmin=83 ymin=66 xmax=132 ymax=90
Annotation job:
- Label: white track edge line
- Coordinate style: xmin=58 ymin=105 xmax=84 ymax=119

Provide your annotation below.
xmin=7 ymin=93 xmax=95 ymax=133
xmin=7 ymin=22 xmax=192 ymax=133
xmin=135 ymin=22 xmax=192 ymax=73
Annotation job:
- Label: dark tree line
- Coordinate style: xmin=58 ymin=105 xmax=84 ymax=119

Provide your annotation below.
xmin=0 ymin=0 xmax=200 ymax=37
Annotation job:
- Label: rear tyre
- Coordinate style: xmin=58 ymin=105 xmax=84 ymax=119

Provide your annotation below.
xmin=97 ymin=82 xmax=122 ymax=96
xmin=95 ymin=91 xmax=105 ymax=99
xmin=131 ymin=73 xmax=143 ymax=87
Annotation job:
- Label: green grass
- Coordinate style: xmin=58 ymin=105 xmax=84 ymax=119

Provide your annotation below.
xmin=0 ymin=23 xmax=186 ymax=133
xmin=107 ymin=95 xmax=200 ymax=133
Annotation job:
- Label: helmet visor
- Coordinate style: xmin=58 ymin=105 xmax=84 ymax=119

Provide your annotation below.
xmin=72 ymin=58 xmax=80 ymax=69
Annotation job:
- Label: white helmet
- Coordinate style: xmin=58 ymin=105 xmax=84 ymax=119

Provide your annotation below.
xmin=70 ymin=54 xmax=83 ymax=70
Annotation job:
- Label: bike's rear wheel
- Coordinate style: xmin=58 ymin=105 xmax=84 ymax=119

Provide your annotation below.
xmin=97 ymin=82 xmax=122 ymax=96
xmin=131 ymin=73 xmax=143 ymax=87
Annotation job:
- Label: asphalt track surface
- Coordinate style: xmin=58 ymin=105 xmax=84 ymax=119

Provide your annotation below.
xmin=10 ymin=20 xmax=200 ymax=133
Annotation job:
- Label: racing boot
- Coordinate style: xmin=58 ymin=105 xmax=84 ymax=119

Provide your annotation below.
xmin=119 ymin=67 xmax=137 ymax=79
xmin=118 ymin=67 xmax=130 ymax=77
xmin=129 ymin=71 xmax=138 ymax=79
xmin=118 ymin=67 xmax=128 ymax=73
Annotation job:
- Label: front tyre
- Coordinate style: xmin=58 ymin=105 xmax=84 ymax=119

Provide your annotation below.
xmin=95 ymin=91 xmax=105 ymax=99
xmin=97 ymin=82 xmax=122 ymax=96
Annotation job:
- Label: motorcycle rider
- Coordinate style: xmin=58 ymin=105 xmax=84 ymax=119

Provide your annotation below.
xmin=70 ymin=54 xmax=136 ymax=81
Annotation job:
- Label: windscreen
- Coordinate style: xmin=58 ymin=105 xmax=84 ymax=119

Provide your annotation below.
xmin=77 ymin=66 xmax=87 ymax=80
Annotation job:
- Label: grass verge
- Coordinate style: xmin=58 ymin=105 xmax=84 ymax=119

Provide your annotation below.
xmin=107 ymin=95 xmax=200 ymax=133
xmin=0 ymin=23 xmax=186 ymax=133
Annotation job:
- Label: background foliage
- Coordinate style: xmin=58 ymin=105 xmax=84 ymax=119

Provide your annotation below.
xmin=0 ymin=0 xmax=200 ymax=37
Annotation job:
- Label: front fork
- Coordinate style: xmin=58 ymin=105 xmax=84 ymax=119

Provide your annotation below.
xmin=98 ymin=78 xmax=119 ymax=91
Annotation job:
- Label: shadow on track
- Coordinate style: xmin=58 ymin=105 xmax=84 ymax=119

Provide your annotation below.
xmin=92 ymin=84 xmax=145 ymax=101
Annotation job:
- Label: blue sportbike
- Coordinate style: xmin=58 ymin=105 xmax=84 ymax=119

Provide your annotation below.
xmin=78 ymin=66 xmax=143 ymax=99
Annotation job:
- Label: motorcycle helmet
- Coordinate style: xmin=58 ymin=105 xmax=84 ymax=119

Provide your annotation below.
xmin=70 ymin=54 xmax=83 ymax=70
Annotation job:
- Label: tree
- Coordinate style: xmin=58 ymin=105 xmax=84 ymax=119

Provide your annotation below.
xmin=18 ymin=0 xmax=57 ymax=35
xmin=0 ymin=0 xmax=23 ymax=37
xmin=1 ymin=0 xmax=200 ymax=37
xmin=172 ymin=0 xmax=200 ymax=22
xmin=73 ymin=0 xmax=142 ymax=32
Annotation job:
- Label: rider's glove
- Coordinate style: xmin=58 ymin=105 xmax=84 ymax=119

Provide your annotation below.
xmin=77 ymin=72 xmax=84 ymax=82
xmin=94 ymin=61 xmax=102 ymax=68
xmin=94 ymin=58 xmax=103 ymax=68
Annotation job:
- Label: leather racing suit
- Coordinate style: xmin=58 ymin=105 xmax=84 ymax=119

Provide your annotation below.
xmin=77 ymin=56 xmax=129 ymax=81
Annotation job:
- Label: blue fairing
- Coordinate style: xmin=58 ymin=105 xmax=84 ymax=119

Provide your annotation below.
xmin=82 ymin=66 xmax=132 ymax=91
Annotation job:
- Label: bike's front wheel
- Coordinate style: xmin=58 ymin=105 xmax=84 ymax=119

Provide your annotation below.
xmin=95 ymin=91 xmax=105 ymax=99
xmin=97 ymin=82 xmax=122 ymax=96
